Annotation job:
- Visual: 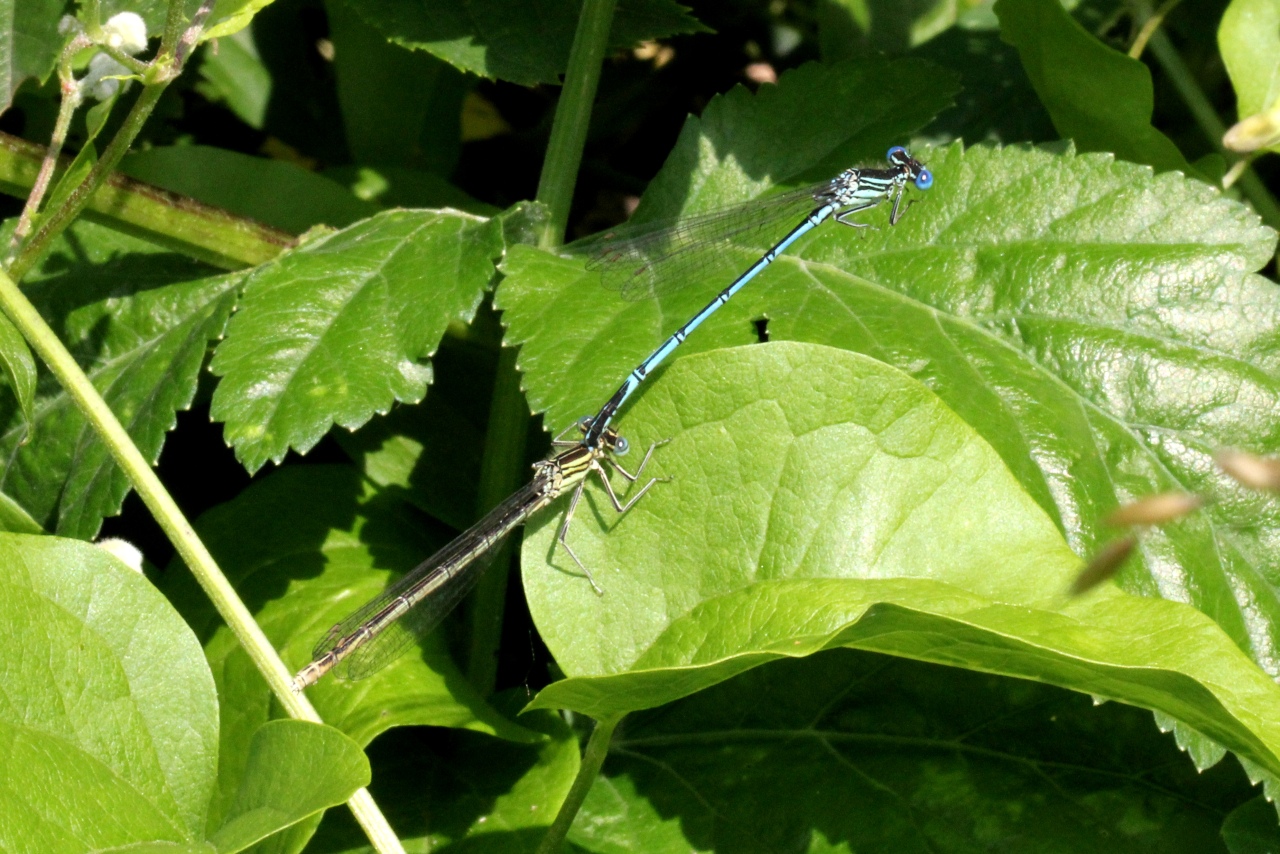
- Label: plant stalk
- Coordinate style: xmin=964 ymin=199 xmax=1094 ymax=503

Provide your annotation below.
xmin=8 ymin=81 xmax=166 ymax=281
xmin=0 ymin=132 xmax=292 ymax=269
xmin=1145 ymin=29 xmax=1280 ymax=229
xmin=0 ymin=267 xmax=405 ymax=853
xmin=467 ymin=343 xmax=531 ymax=693
xmin=536 ymin=714 xmax=622 ymax=853
xmin=534 ymin=0 xmax=618 ymax=248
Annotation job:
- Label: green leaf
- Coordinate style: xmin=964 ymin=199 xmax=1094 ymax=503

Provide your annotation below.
xmin=195 ymin=29 xmax=271 ymax=129
xmin=915 ymin=27 xmax=1055 ymax=144
xmin=0 ymin=533 xmax=372 ymax=853
xmin=209 ymin=208 xmax=502 ymax=472
xmin=164 ymin=465 xmax=539 ymax=740
xmin=1223 ymin=796 xmax=1280 ymax=853
xmin=995 ymin=0 xmax=1198 ymax=176
xmin=156 ymin=464 xmax=541 ymax=852
xmin=321 ymin=164 xmax=497 ymax=215
xmin=0 ymin=219 xmax=238 ymax=537
xmin=0 ymin=533 xmax=219 ymax=849
xmin=625 ymin=57 xmax=958 ymax=225
xmin=326 ymin=0 xmax=467 ymax=173
xmin=501 ymin=140 xmax=1280 ymax=689
xmin=307 ymin=706 xmax=579 ymax=851
xmin=571 ymin=651 xmax=1257 ymax=852
xmin=0 ymin=306 xmax=36 ymax=441
xmin=120 ymin=145 xmax=380 ymax=233
xmin=1219 ymin=0 xmax=1280 ymax=153
xmin=202 ymin=0 xmax=278 ymax=42
xmin=347 ymin=0 xmax=709 ymax=86
xmin=512 ymin=344 xmax=1280 ymax=790
xmin=0 ymin=488 xmax=43 ymax=533
xmin=333 ymin=326 xmax=498 ymax=531
xmin=0 ymin=0 xmax=64 ymax=112
xmin=207 ymin=721 xmax=369 ymax=854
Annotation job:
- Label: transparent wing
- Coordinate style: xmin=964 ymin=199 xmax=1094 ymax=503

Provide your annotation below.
xmin=568 ymin=184 xmax=829 ymax=301
xmin=307 ymin=477 xmax=551 ymax=682
xmin=331 ymin=543 xmax=501 ymax=682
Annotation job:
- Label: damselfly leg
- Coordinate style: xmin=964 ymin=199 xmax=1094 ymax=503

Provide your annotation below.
xmin=553 ymin=436 xmax=669 ymax=593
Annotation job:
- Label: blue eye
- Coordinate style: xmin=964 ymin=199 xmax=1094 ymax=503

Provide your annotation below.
xmin=615 ymin=436 xmax=630 ymax=455
xmin=915 ymin=168 xmax=933 ymax=190
xmin=887 ymin=145 xmax=906 ymax=160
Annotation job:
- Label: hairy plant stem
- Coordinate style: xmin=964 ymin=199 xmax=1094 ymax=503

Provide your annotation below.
xmin=536 ymin=714 xmax=623 ymax=853
xmin=0 ymin=132 xmax=292 ymax=268
xmin=534 ymin=0 xmax=618 ymax=248
xmin=7 ymin=82 xmax=81 ymax=262
xmin=8 ymin=81 xmax=165 ymax=281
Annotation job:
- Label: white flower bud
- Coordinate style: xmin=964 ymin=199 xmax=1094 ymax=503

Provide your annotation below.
xmin=103 ymin=11 xmax=148 ymax=55
xmin=96 ymin=537 xmax=145 ymax=574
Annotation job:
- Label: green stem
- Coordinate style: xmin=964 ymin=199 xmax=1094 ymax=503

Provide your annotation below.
xmin=0 ymin=132 xmax=291 ymax=269
xmin=536 ymin=714 xmax=622 ymax=853
xmin=534 ymin=0 xmax=618 ymax=248
xmin=466 ymin=344 xmax=531 ymax=693
xmin=9 ymin=82 xmax=166 ymax=281
xmin=1127 ymin=0 xmax=1183 ymax=60
xmin=0 ymin=268 xmax=406 ymax=854
xmin=1146 ymin=30 xmax=1280 ymax=229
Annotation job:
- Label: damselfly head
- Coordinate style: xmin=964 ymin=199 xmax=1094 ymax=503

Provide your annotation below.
xmin=886 ymin=145 xmax=933 ymax=191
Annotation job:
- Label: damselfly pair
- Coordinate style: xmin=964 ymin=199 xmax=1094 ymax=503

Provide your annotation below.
xmin=291 ymin=147 xmax=933 ymax=690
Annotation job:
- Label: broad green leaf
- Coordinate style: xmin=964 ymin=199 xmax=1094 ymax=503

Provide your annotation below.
xmin=207 ymin=721 xmax=368 ymax=854
xmin=157 ymin=464 xmax=541 ymax=852
xmin=0 ymin=219 xmax=238 ymax=537
xmin=1219 ymin=0 xmax=1280 ymax=154
xmin=333 ymin=324 xmax=500 ymax=531
xmin=626 ymin=57 xmax=958 ymax=225
xmin=995 ymin=0 xmax=1198 ymax=176
xmin=571 ymin=651 xmax=1257 ymax=852
xmin=513 ymin=344 xmax=1280 ymax=792
xmin=307 ymin=706 xmax=579 ymax=852
xmin=1223 ymin=796 xmax=1280 ymax=853
xmin=0 ymin=533 xmax=371 ymax=853
xmin=0 ymin=488 xmax=42 ymax=533
xmin=0 ymin=307 xmax=36 ymax=440
xmin=195 ymin=29 xmax=271 ymax=128
xmin=501 ymin=140 xmax=1280 ymax=689
xmin=322 ymin=164 xmax=496 ymax=215
xmin=209 ymin=208 xmax=502 ymax=472
xmin=0 ymin=533 xmax=218 ymax=848
xmin=0 ymin=0 xmax=63 ymax=111
xmin=817 ymin=0 xmax=972 ymax=56
xmin=326 ymin=0 xmax=466 ymax=174
xmin=915 ymin=27 xmax=1055 ymax=144
xmin=121 ymin=146 xmax=379 ymax=233
xmin=347 ymin=0 xmax=709 ymax=86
